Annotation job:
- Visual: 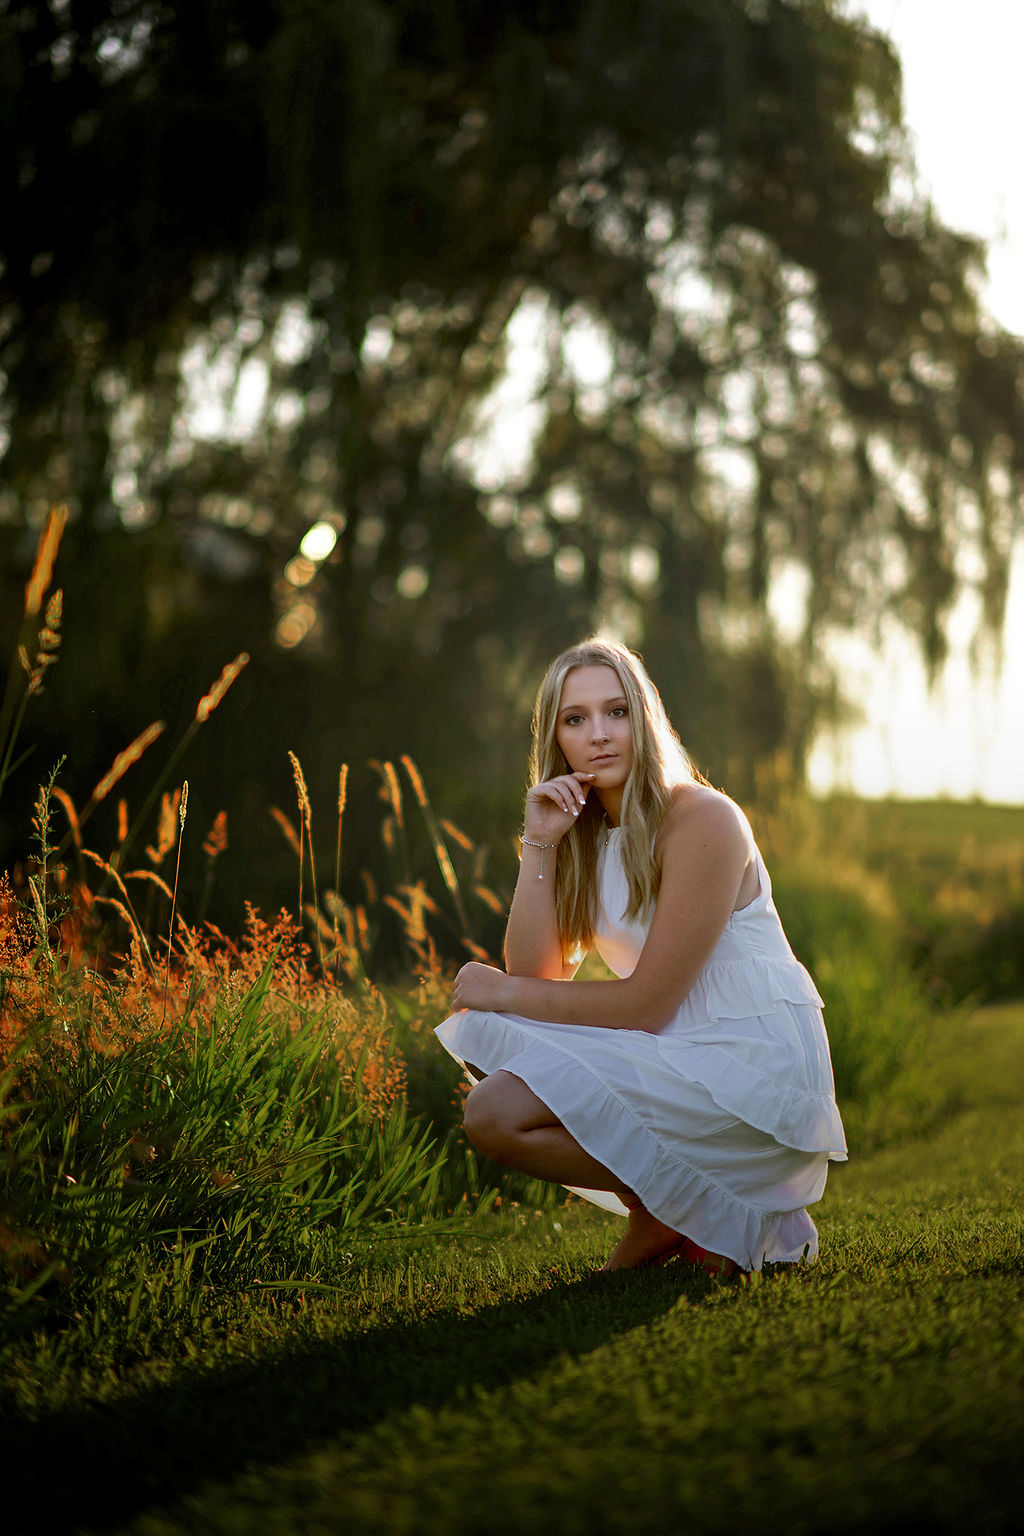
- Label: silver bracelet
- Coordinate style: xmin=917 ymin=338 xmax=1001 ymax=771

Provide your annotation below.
xmin=520 ymin=835 xmax=557 ymax=880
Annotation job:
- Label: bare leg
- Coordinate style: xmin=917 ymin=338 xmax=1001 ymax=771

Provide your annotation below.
xmin=463 ymin=1070 xmax=735 ymax=1273
xmin=463 ymin=1070 xmax=632 ymax=1193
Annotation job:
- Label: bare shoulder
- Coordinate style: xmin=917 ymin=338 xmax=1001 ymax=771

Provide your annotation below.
xmin=656 ymin=783 xmax=754 ymax=861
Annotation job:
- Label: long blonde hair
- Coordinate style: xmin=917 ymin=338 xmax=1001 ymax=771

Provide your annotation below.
xmin=529 ymin=637 xmax=702 ymax=960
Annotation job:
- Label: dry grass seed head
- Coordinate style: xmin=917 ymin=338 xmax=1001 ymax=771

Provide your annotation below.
xmin=203 ymin=811 xmax=228 ymax=859
xmin=439 ymin=817 xmax=474 ymax=851
xmin=461 ymin=938 xmax=494 ymax=963
xmin=51 ymin=786 xmax=82 ymax=849
xmin=82 ymin=848 xmax=135 ymax=909
xmin=288 ymin=751 xmax=312 ymax=828
xmin=269 ymin=805 xmax=302 ymax=857
xmin=44 ymin=588 xmax=63 ymax=631
xmin=195 ymin=652 xmax=249 ymax=724
xmin=146 ymin=789 xmax=180 ymax=865
xmin=473 ymin=883 xmax=506 ymax=915
xmin=399 ymin=754 xmax=428 ymax=809
xmin=23 ymin=505 xmax=68 ymax=617
xmin=18 ymin=587 xmax=66 ymax=696
xmin=92 ymin=894 xmax=150 ymax=960
xmin=92 ymin=721 xmax=166 ymax=804
xmin=382 ymin=761 xmax=403 ymax=827
xmin=124 ymin=868 xmax=174 ymax=900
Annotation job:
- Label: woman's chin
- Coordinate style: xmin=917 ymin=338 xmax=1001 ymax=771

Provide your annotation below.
xmin=589 ymin=764 xmax=627 ymax=788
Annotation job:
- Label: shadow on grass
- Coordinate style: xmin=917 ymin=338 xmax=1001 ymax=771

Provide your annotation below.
xmin=7 ymin=1265 xmax=730 ymax=1536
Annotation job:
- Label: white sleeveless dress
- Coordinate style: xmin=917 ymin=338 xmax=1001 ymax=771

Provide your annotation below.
xmin=435 ymin=827 xmax=847 ymax=1270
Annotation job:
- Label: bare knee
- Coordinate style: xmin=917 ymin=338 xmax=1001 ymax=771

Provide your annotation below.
xmin=463 ymin=1078 xmax=513 ymax=1164
xmin=463 ymin=1070 xmax=556 ymax=1166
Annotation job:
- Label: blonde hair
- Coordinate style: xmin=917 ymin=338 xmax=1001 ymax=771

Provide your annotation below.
xmin=529 ymin=636 xmax=703 ymax=960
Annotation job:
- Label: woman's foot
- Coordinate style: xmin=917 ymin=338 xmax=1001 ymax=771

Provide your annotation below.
xmin=601 ymin=1203 xmax=736 ymax=1274
xmin=601 ymin=1203 xmax=685 ymax=1271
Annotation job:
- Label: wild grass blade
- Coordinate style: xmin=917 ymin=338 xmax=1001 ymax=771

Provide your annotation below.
xmin=93 ymin=654 xmax=247 ymax=874
xmin=0 ymin=506 xmax=67 ymax=797
xmin=400 ymin=754 xmax=472 ymax=939
xmin=288 ymin=750 xmax=326 ymax=982
xmin=333 ymin=764 xmax=348 ymax=981
xmin=163 ymin=783 xmax=188 ymax=1025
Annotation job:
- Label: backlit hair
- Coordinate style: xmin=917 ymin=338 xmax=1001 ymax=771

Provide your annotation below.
xmin=529 ymin=636 xmax=703 ymax=960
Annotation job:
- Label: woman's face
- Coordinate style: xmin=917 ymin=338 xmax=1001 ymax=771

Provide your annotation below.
xmin=555 ymin=665 xmax=635 ymax=795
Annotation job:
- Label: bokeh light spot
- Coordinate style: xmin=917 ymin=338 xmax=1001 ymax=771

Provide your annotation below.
xmin=300 ymin=521 xmax=338 ymax=561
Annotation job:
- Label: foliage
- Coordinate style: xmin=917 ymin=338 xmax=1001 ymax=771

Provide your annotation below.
xmin=3 ymin=1002 xmax=1023 ymax=1536
xmin=772 ymin=868 xmax=922 ymax=1080
xmin=0 ymin=913 xmax=455 ymax=1354
xmin=808 ymin=794 xmax=1024 ymax=1006
xmin=0 ymin=695 xmax=563 ymax=1361
xmin=2 ymin=0 xmax=1023 ymax=872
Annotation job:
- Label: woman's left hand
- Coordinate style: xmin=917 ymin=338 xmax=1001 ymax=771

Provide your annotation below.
xmin=452 ymin=960 xmax=512 ymax=1013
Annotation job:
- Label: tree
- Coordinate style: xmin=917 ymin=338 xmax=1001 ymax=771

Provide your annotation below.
xmin=2 ymin=0 xmax=1022 ymax=889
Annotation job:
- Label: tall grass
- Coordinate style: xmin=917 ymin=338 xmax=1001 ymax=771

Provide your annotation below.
xmin=0 ymin=505 xmax=66 ymax=803
xmin=0 ymin=517 xmax=553 ymax=1368
xmin=0 ymin=518 xmax=450 ymax=1365
xmin=0 ymin=958 xmax=447 ymax=1358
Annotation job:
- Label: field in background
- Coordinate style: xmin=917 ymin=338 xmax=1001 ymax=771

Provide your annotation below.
xmin=802 ymin=794 xmax=1024 ymax=1007
xmin=816 ymin=793 xmax=1024 ymax=854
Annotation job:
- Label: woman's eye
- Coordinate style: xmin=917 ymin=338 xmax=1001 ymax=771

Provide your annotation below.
xmin=610 ymin=707 xmax=627 ymax=718
xmin=565 ymin=714 xmax=584 ymax=726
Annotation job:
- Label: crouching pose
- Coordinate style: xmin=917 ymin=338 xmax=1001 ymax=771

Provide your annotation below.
xmin=435 ymin=637 xmax=847 ymax=1273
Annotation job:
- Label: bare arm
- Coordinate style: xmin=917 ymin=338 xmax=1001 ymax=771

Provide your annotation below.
xmin=503 ymin=770 xmax=596 ymax=979
xmin=503 ymin=846 xmax=573 ymax=979
xmin=455 ymin=791 xmax=754 ymax=1032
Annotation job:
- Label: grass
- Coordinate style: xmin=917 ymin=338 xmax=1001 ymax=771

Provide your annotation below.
xmin=813 ymin=793 xmax=1024 ymax=859
xmin=799 ymin=795 xmax=1024 ymax=1007
xmin=0 ymin=954 xmax=450 ymax=1356
xmin=2 ymin=1001 xmax=1022 ymax=1536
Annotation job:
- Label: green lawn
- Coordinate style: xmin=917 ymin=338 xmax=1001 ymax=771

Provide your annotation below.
xmin=5 ymin=1002 xmax=1022 ymax=1536
xmin=813 ymin=794 xmax=1024 ymax=859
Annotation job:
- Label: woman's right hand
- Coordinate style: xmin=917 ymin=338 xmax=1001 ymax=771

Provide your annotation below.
xmin=523 ymin=772 xmax=596 ymax=844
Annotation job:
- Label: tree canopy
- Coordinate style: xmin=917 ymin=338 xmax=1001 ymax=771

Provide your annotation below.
xmin=2 ymin=0 xmax=1022 ymax=908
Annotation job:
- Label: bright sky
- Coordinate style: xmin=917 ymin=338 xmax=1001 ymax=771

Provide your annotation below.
xmin=807 ymin=0 xmax=1024 ymax=804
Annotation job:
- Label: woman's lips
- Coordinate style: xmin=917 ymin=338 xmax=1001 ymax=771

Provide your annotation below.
xmin=590 ymin=754 xmax=616 ymax=764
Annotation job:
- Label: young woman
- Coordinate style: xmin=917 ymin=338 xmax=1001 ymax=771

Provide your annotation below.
xmin=435 ymin=638 xmax=847 ymax=1274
